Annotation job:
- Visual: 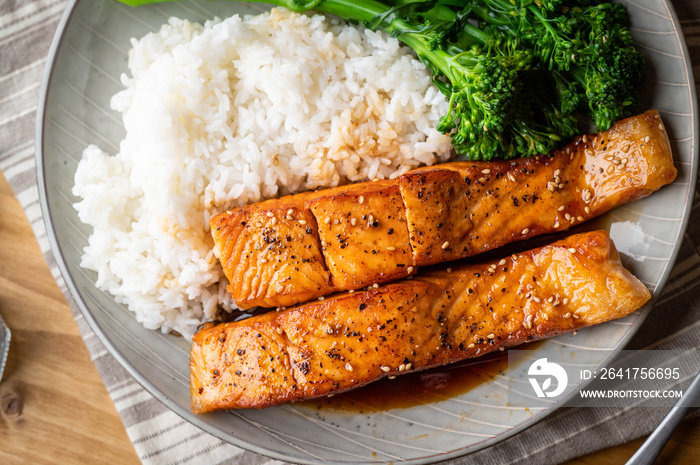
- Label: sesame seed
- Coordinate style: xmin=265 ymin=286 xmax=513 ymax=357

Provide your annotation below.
xmin=388 ymin=376 xmax=396 ymax=380
xmin=468 ymin=343 xmax=475 ymax=349
xmin=324 ymin=217 xmax=331 ymax=224
xmin=524 ymin=315 xmax=533 ymax=329
xmin=351 ymin=218 xmax=357 ymax=226
xmin=482 ymin=169 xmax=491 ymax=174
xmin=568 ymin=248 xmax=576 ymax=253
xmin=573 ymin=314 xmax=580 ymax=319
xmin=318 ymin=296 xmax=325 ymax=301
xmin=373 ymin=283 xmax=379 ymax=288
xmin=558 ymin=205 xmax=565 ymax=211
xmin=622 ymin=144 xmax=630 ymax=152
xmin=380 ymin=366 xmax=391 ymax=372
xmin=554 ymin=169 xmax=561 ymax=177
xmin=298 ymin=219 xmax=307 ymax=225
xmin=577 ymin=216 xmax=584 ymax=222
xmin=582 ymin=135 xmax=588 ymax=143
xmin=563 ymin=298 xmax=570 ymax=305
xmin=565 ymin=213 xmax=571 ymax=221
xmin=612 ymin=158 xmax=621 ymax=165
xmin=586 ymin=149 xmax=593 ymax=156
xmin=226 ymin=210 xmax=233 ymax=215
xmin=407 ymin=266 xmax=414 ymax=274
xmin=359 ymin=196 xmax=365 ymax=204
xmin=584 ymin=206 xmax=591 ymax=214
xmin=543 ymin=313 xmax=549 ymax=321
xmin=553 ymin=221 xmax=560 ymax=228
xmin=387 ymin=246 xmax=396 ymax=251
xmin=607 ymin=165 xmax=615 ymax=174
xmin=547 ymin=182 xmax=556 ymax=192
xmin=321 ymin=240 xmax=328 ymax=247
xmin=260 ymin=258 xmax=268 ymax=264
xmin=276 ymin=285 xmax=284 ymax=293
xmin=500 ymin=347 xmax=505 ymax=351
xmin=447 ymin=268 xmax=452 ymax=273
xmin=658 ymin=124 xmax=663 ymax=130
xmin=345 ymin=363 xmax=353 ymax=372
xmin=399 ymin=364 xmax=406 ymax=371
xmin=498 ymin=259 xmax=506 ymax=266
xmin=507 ymin=172 xmax=516 ymax=182
xmin=521 ymin=228 xmax=530 ymax=235
xmin=532 ymin=296 xmax=541 ymax=303
xmin=563 ymin=312 xmax=572 ymax=318
xmin=478 ymin=177 xmax=487 ymax=183
xmin=266 ymin=212 xmax=274 ymax=218
xmin=442 ymin=241 xmax=450 ymax=249
xmin=405 ymin=363 xmax=412 ymax=370
xmin=487 ymin=333 xmax=495 ymax=339
xmin=644 ymin=136 xmax=650 ymax=143
xmin=410 ymin=307 xmax=418 ymax=312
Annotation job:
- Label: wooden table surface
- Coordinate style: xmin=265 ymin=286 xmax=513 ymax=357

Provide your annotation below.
xmin=0 ymin=169 xmax=698 ymax=464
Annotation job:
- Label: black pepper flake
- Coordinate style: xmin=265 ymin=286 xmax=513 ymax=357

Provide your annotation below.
xmin=359 ymin=303 xmax=367 ymax=310
xmin=388 ymin=228 xmax=394 ymax=235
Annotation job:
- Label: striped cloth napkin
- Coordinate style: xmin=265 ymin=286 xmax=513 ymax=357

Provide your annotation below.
xmin=1 ymin=1 xmax=699 ymax=464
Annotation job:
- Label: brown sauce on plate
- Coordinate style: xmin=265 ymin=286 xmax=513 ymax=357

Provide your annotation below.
xmin=306 ymin=341 xmax=542 ymax=412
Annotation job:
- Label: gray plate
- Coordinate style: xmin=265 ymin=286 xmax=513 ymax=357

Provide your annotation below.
xmin=36 ymin=0 xmax=698 ymax=463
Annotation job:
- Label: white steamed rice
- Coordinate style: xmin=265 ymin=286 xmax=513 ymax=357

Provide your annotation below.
xmin=73 ymin=7 xmax=452 ymax=338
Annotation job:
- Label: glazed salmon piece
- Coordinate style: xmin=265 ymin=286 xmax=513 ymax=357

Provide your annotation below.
xmin=308 ymin=180 xmax=415 ymax=290
xmin=210 ymin=110 xmax=675 ymax=309
xmin=210 ymin=194 xmax=333 ymax=309
xmin=399 ymin=110 xmax=677 ymax=265
xmin=191 ymin=230 xmax=651 ymax=412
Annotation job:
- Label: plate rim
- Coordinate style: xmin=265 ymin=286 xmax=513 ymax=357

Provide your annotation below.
xmin=34 ymin=0 xmax=699 ymax=463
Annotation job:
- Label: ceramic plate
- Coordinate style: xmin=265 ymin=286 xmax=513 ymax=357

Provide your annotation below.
xmin=36 ymin=0 xmax=698 ymax=463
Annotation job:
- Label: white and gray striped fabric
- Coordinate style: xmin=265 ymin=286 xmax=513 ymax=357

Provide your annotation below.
xmin=2 ymin=1 xmax=699 ymax=464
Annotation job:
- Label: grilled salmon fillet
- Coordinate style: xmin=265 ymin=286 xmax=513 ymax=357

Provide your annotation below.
xmin=211 ymin=110 xmax=675 ymax=309
xmin=191 ymin=230 xmax=651 ymax=412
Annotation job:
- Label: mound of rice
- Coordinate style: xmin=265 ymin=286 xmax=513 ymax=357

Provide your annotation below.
xmin=73 ymin=7 xmax=452 ymax=338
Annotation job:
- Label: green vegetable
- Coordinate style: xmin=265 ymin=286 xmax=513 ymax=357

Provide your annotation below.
xmin=116 ymin=0 xmax=645 ymax=160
